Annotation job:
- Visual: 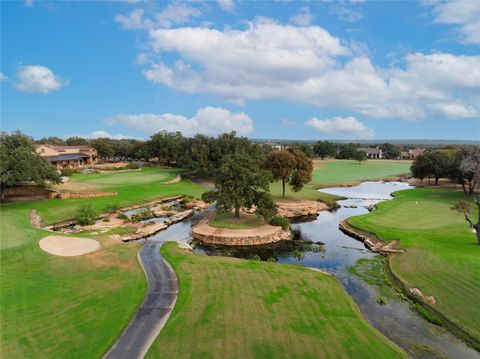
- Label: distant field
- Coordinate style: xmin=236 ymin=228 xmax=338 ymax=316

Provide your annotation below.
xmin=0 ymin=167 xmax=206 ymax=357
xmin=348 ymin=188 xmax=480 ymax=342
xmin=270 ymin=159 xmax=411 ymax=201
xmin=147 ymin=243 xmax=406 ymax=359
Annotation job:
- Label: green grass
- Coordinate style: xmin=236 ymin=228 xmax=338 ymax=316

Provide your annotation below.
xmin=209 ymin=211 xmax=264 ymax=229
xmin=146 ymin=243 xmax=407 ymax=359
xmin=0 ymin=167 xmax=207 ymax=357
xmin=270 ymin=159 xmax=411 ymax=202
xmin=18 ymin=167 xmax=206 ymax=225
xmin=348 ymin=187 xmax=480 ymax=341
xmin=0 ymin=206 xmax=146 ymax=358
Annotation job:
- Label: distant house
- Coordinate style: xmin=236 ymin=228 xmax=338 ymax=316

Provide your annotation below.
xmin=401 ymin=148 xmax=425 ymax=160
xmin=263 ymin=141 xmax=283 ymax=150
xmin=358 ymin=147 xmax=383 ymax=159
xmin=35 ymin=144 xmax=98 ymax=169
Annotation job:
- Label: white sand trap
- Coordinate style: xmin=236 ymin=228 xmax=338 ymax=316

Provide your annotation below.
xmin=39 ymin=236 xmax=100 ymax=257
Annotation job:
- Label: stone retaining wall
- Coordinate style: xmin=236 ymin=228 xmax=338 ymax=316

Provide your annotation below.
xmin=57 ymin=191 xmax=118 ymax=199
xmin=191 ymin=218 xmax=291 ymax=246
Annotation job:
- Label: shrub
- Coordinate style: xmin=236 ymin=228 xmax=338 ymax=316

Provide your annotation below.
xmin=131 ymin=208 xmax=154 ymax=222
xmin=116 ymin=213 xmax=129 ymax=220
xmin=270 ymin=215 xmax=290 ymax=230
xmin=249 ymin=254 xmax=261 ymax=261
xmin=377 ymin=296 xmax=387 ymax=305
xmin=103 ymin=218 xmax=111 ymax=222
xmin=125 ymin=162 xmax=140 ymax=170
xmin=104 ymin=202 xmax=121 ymax=213
xmin=60 ymin=168 xmax=78 ymax=177
xmin=75 ymin=204 xmax=97 ymax=225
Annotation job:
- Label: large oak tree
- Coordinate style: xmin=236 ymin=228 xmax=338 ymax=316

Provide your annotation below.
xmin=202 ymin=153 xmax=275 ymax=219
xmin=0 ymin=132 xmax=60 ymax=199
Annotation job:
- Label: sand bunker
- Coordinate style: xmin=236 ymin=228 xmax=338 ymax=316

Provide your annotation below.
xmin=39 ymin=235 xmax=100 ymax=257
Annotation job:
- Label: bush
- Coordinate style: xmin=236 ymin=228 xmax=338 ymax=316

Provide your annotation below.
xmin=103 ymin=218 xmax=111 ymax=222
xmin=131 ymin=208 xmax=154 ymax=222
xmin=116 ymin=213 xmax=129 ymax=220
xmin=60 ymin=168 xmax=78 ymax=177
xmin=75 ymin=204 xmax=97 ymax=225
xmin=377 ymin=296 xmax=387 ymax=305
xmin=104 ymin=202 xmax=121 ymax=213
xmin=125 ymin=162 xmax=140 ymax=170
xmin=270 ymin=215 xmax=290 ymax=230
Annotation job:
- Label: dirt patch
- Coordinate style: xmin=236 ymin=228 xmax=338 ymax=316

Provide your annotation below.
xmin=39 ymin=235 xmax=100 ymax=257
xmin=30 ymin=210 xmax=42 ymax=228
xmin=163 ymin=175 xmax=181 ymax=184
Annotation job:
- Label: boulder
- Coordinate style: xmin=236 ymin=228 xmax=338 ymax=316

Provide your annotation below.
xmin=276 ymin=200 xmax=329 ymax=219
xmin=164 ymin=209 xmax=194 ymax=226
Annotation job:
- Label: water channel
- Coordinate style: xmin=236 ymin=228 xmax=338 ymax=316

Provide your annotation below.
xmin=136 ymin=181 xmax=478 ymax=359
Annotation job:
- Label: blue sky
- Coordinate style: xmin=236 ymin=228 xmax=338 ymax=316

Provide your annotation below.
xmin=1 ymin=0 xmax=479 ymax=141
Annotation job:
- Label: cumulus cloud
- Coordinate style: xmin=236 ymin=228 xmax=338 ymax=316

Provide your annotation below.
xmin=87 ymin=130 xmax=135 ymax=140
xmin=428 ymin=0 xmax=480 ymax=45
xmin=0 ymin=72 xmax=7 ymax=81
xmin=115 ymin=2 xmax=202 ymax=30
xmin=116 ymin=14 xmax=479 ymax=121
xmin=15 ymin=65 xmax=66 ymax=93
xmin=104 ymin=106 xmax=254 ymax=137
xmin=217 ymin=0 xmax=235 ymax=12
xmin=306 ymin=116 xmax=374 ymax=139
xmin=289 ymin=6 xmax=313 ymax=26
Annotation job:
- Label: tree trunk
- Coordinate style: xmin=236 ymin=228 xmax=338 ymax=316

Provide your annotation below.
xmin=0 ymin=186 xmax=4 ymax=201
xmin=428 ymin=176 xmax=431 ymax=185
xmin=475 ymin=225 xmax=480 ymax=245
xmin=282 ymin=177 xmax=286 ymax=198
xmin=435 ymin=176 xmax=439 ymax=185
xmin=461 ymin=182 xmax=467 ymax=195
xmin=234 ymin=206 xmax=240 ymax=218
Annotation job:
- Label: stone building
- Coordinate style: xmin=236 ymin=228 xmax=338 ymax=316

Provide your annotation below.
xmin=35 ymin=144 xmax=98 ymax=169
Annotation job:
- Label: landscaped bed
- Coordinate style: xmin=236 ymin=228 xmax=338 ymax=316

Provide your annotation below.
xmin=146 ymin=242 xmax=407 ymax=359
xmin=209 ymin=211 xmax=264 ymax=230
xmin=347 ymin=187 xmax=480 ymax=346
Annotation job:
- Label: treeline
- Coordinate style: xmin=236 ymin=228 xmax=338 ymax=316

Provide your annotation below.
xmin=411 ymin=147 xmax=480 ymax=195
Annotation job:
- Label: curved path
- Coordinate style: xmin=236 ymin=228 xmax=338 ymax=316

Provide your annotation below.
xmin=104 ymin=242 xmax=178 ymax=359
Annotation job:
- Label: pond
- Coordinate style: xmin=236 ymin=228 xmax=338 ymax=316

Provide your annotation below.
xmin=143 ymin=181 xmax=478 ymax=359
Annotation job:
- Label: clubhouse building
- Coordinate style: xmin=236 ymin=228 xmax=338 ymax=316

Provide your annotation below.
xmin=35 ymin=144 xmax=98 ymax=169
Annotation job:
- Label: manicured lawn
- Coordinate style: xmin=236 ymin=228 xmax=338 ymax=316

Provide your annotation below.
xmin=210 ymin=211 xmax=264 ymax=229
xmin=0 ymin=206 xmax=146 ymax=358
xmin=27 ymin=167 xmax=206 ymax=225
xmin=270 ymin=159 xmax=411 ymax=202
xmin=348 ymin=187 xmax=480 ymax=341
xmin=312 ymin=159 xmax=411 ymax=187
xmin=146 ymin=243 xmax=407 ymax=359
xmin=0 ymin=167 xmax=206 ymax=357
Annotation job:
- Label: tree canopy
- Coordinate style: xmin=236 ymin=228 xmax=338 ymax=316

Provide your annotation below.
xmin=353 ymin=150 xmax=368 ymax=163
xmin=0 ymin=132 xmax=60 ymax=198
xmin=264 ymin=149 xmax=313 ymax=198
xmin=202 ymin=153 xmax=275 ymax=219
xmin=313 ymin=141 xmax=336 ymax=160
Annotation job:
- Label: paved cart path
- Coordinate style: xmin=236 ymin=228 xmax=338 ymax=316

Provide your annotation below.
xmin=104 ymin=242 xmax=178 ymax=359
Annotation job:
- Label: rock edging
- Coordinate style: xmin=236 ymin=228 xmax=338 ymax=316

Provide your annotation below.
xmin=338 ymin=220 xmax=405 ymax=254
xmin=191 ymin=217 xmax=291 ymax=246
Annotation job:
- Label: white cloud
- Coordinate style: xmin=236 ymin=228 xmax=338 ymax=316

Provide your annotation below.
xmin=115 ymin=2 xmax=202 ymax=30
xmin=330 ymin=4 xmax=363 ymax=22
xmin=281 ymin=118 xmax=297 ymax=127
xmin=116 ymin=9 xmax=145 ymax=30
xmin=217 ymin=0 xmax=235 ymax=12
xmin=0 ymin=72 xmax=7 ymax=81
xmin=24 ymin=0 xmax=33 ymax=7
xmin=119 ymin=16 xmax=479 ymax=121
xmin=428 ymin=0 xmax=480 ymax=44
xmin=306 ymin=116 xmax=375 ymax=139
xmin=104 ymin=106 xmax=254 ymax=137
xmin=88 ymin=130 xmax=134 ymax=140
xmin=289 ymin=6 xmax=313 ymax=26
xmin=15 ymin=65 xmax=65 ymax=93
